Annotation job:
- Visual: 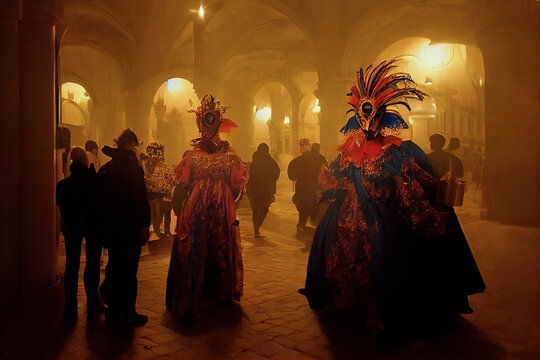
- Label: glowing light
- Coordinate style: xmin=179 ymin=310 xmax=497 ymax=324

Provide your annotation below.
xmin=167 ymin=78 xmax=182 ymax=93
xmin=409 ymin=119 xmax=414 ymax=125
xmin=425 ymin=77 xmax=433 ymax=85
xmin=284 ymin=116 xmax=290 ymax=124
xmin=312 ymin=98 xmax=321 ymax=113
xmin=255 ymin=107 xmax=271 ymax=122
xmin=479 ymin=79 xmax=483 ymax=87
xmin=198 ymin=4 xmax=204 ymax=18
xmin=62 ymin=82 xmax=89 ymax=103
xmin=418 ymin=43 xmax=454 ymax=69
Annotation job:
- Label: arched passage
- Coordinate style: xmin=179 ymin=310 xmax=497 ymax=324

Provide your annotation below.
xmin=149 ymin=78 xmax=200 ymax=164
xmin=60 ymin=82 xmax=92 ymax=148
xmin=373 ymin=37 xmax=485 ymax=191
xmin=252 ymin=81 xmax=293 ymax=166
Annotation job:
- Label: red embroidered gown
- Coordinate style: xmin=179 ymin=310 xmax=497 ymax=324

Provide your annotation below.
xmin=166 ymin=148 xmax=247 ymax=320
xmin=301 ymin=130 xmax=485 ymax=332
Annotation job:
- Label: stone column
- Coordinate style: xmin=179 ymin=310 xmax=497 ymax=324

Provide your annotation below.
xmin=0 ymin=0 xmax=22 ymax=303
xmin=192 ymin=18 xmax=216 ymax=99
xmin=225 ymin=88 xmax=253 ymax=160
xmin=91 ymin=105 xmax=125 ymax=148
xmin=125 ymin=88 xmax=152 ymax=145
xmin=290 ymin=95 xmax=300 ymax=157
xmin=18 ymin=0 xmax=58 ymax=293
xmin=479 ymin=35 xmax=540 ymax=226
xmin=317 ymin=77 xmax=350 ymax=160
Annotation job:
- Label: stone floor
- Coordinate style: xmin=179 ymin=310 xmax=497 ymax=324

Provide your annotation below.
xmin=1 ymin=175 xmax=539 ymax=360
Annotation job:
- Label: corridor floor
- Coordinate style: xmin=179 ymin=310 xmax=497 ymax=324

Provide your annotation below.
xmin=1 ymin=175 xmax=538 ymax=360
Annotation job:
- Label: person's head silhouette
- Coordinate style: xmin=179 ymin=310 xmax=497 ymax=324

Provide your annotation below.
xmin=429 ymin=134 xmax=446 ymax=151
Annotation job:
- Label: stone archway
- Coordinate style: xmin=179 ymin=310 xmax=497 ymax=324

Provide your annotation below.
xmin=149 ymin=78 xmax=200 ymax=165
xmin=373 ymin=37 xmax=485 ymax=164
xmin=251 ymin=80 xmax=295 ymax=167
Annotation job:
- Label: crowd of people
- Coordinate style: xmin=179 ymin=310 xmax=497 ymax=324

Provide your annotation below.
xmin=56 ymin=59 xmax=484 ymax=338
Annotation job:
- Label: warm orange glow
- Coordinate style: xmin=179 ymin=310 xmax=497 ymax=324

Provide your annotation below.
xmin=167 ymin=78 xmax=183 ymax=93
xmin=255 ymin=107 xmax=271 ymax=122
xmin=418 ymin=43 xmax=454 ymax=69
xmin=312 ymin=98 xmax=320 ymax=113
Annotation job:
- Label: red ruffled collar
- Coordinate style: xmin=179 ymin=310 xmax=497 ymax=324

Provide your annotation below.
xmin=338 ymin=130 xmax=401 ymax=167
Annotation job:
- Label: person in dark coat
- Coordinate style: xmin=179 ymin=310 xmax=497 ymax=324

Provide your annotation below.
xmin=98 ymin=128 xmax=151 ymax=327
xmin=427 ymin=134 xmax=464 ymax=178
xmin=56 ymin=147 xmax=102 ymax=316
xmin=287 ymin=139 xmax=327 ymax=233
xmin=247 ymin=143 xmax=280 ymax=237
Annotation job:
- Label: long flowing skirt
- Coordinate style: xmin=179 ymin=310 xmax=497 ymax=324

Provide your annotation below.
xmin=166 ymin=181 xmax=243 ymax=321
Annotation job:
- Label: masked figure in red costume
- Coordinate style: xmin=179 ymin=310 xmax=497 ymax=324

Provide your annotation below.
xmin=165 ymin=95 xmax=247 ymax=322
xmin=299 ymin=59 xmax=485 ymax=336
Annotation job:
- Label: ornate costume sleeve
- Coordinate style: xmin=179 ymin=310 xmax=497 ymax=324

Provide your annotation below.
xmin=319 ymin=164 xmax=336 ymax=192
xmin=173 ymin=152 xmax=192 ymax=187
xmin=230 ymin=155 xmax=247 ymax=195
xmin=394 ymin=157 xmax=448 ymax=238
xmin=318 ymin=157 xmax=347 ymax=200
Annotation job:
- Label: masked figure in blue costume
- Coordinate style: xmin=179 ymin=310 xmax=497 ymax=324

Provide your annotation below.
xmin=299 ymin=59 xmax=485 ymax=334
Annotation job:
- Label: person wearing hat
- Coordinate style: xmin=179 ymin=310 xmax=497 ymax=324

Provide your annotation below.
xmin=56 ymin=147 xmax=102 ymax=316
xmin=287 ymin=138 xmax=327 ymax=233
xmin=98 ymin=128 xmax=150 ymax=326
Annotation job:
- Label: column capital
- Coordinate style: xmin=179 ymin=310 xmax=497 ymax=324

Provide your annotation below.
xmin=0 ymin=0 xmax=22 ymax=20
xmin=21 ymin=0 xmax=58 ymax=26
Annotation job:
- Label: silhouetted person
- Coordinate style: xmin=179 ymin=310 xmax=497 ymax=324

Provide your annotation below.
xmin=98 ymin=128 xmax=150 ymax=327
xmin=85 ymin=140 xmax=100 ymax=170
xmin=427 ymin=134 xmax=464 ymax=178
xmin=56 ymin=147 xmax=102 ymax=316
xmin=447 ymin=137 xmax=461 ymax=155
xmin=247 ymin=143 xmax=280 ymax=237
xmin=288 ymin=139 xmax=327 ymax=233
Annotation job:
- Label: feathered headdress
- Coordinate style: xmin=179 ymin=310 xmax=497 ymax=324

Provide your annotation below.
xmin=342 ymin=58 xmax=428 ymax=135
xmin=188 ymin=95 xmax=237 ymax=139
xmin=188 ymin=95 xmax=237 ymax=151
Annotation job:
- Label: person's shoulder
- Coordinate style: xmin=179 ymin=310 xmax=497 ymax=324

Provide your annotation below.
xmin=182 ymin=149 xmax=196 ymax=158
xmin=449 ymin=153 xmax=463 ymax=163
xmin=288 ymin=156 xmax=300 ymax=166
xmin=397 ymin=140 xmax=428 ymax=156
xmin=97 ymin=160 xmax=112 ymax=175
xmin=56 ymin=176 xmax=69 ymax=189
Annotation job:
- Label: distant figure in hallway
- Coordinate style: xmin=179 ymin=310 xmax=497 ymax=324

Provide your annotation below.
xmin=85 ymin=140 xmax=101 ymax=170
xmin=447 ymin=137 xmax=461 ymax=155
xmin=98 ymin=128 xmax=150 ymax=327
xmin=166 ymin=95 xmax=247 ymax=322
xmin=247 ymin=143 xmax=280 ymax=237
xmin=427 ymin=134 xmax=464 ymax=179
xmin=144 ymin=142 xmax=176 ymax=237
xmin=288 ymin=139 xmax=327 ymax=233
xmin=56 ymin=147 xmax=102 ymax=316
